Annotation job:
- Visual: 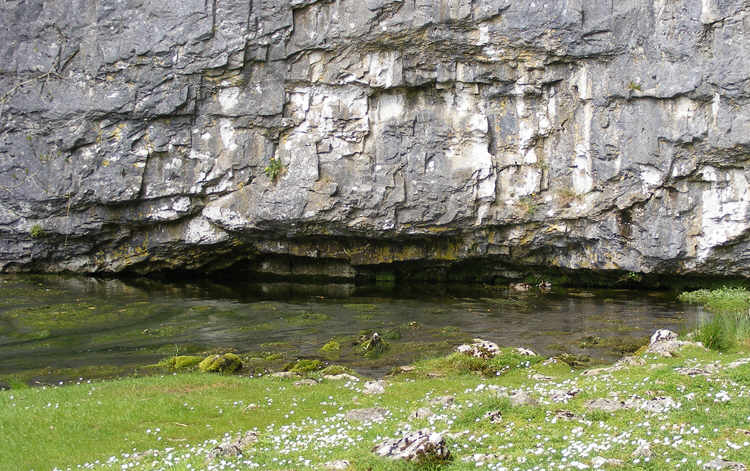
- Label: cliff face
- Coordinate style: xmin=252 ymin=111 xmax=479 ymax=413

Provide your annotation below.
xmin=1 ymin=0 xmax=749 ymax=280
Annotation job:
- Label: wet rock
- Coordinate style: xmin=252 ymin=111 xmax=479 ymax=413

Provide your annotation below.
xmin=704 ymin=459 xmax=747 ymax=471
xmin=345 ymin=407 xmax=388 ymax=422
xmin=372 ymin=430 xmax=450 ymax=462
xmin=509 ymin=283 xmax=532 ymax=292
xmin=456 ymin=339 xmax=500 ymax=359
xmin=209 ymin=431 xmax=258 ymax=459
xmin=363 ymin=380 xmax=386 ymax=395
xmin=410 ymin=408 xmax=434 ymax=420
xmin=430 ymin=395 xmax=455 ymax=408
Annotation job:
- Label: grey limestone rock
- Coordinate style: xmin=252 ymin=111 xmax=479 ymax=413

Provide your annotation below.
xmin=2 ymin=1 xmax=750 ymax=281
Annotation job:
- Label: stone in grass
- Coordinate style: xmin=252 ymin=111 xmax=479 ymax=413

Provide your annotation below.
xmin=508 ymin=390 xmax=538 ymax=407
xmin=484 ymin=410 xmax=503 ymax=423
xmin=430 ymin=395 xmax=455 ymax=408
xmin=324 ymin=373 xmax=359 ymax=382
xmin=345 ymin=407 xmax=388 ymax=422
xmin=198 ymin=353 xmax=242 ymax=373
xmin=704 ymin=459 xmax=747 ymax=471
xmin=585 ymin=398 xmax=627 ymax=413
xmin=591 ymin=456 xmax=624 ymax=467
xmin=271 ymin=371 xmax=299 ymax=379
xmin=323 ymin=460 xmax=350 ymax=470
xmin=410 ymin=407 xmax=434 ymax=420
xmin=209 ymin=431 xmax=258 ymax=459
xmin=456 ymin=338 xmax=500 ymax=359
xmin=363 ymin=380 xmax=386 ymax=395
xmin=372 ymin=429 xmax=450 ymax=462
xmin=294 ymin=379 xmax=318 ymax=387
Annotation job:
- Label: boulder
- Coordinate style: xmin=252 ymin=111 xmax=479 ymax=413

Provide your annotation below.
xmin=372 ymin=430 xmax=450 ymax=462
xmin=209 ymin=431 xmax=258 ymax=459
xmin=456 ymin=339 xmax=500 ymax=359
xmin=650 ymin=329 xmax=678 ymax=344
xmin=363 ymin=380 xmax=386 ymax=395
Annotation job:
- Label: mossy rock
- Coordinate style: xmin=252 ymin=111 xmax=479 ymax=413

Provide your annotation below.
xmin=198 ymin=353 xmax=243 ymax=373
xmin=285 ymin=359 xmax=324 ymax=374
xmin=159 ymin=355 xmax=203 ymax=370
xmin=320 ymin=340 xmax=341 ymax=353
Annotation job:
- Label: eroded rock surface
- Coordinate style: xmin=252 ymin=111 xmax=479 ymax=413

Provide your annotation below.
xmin=2 ymin=1 xmax=750 ymax=279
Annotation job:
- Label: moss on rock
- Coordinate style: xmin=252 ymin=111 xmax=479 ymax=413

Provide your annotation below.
xmin=198 ymin=353 xmax=243 ymax=373
xmin=159 ymin=355 xmax=203 ymax=369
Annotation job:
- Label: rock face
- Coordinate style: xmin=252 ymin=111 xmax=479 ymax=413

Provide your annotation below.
xmin=2 ymin=1 xmax=750 ymax=279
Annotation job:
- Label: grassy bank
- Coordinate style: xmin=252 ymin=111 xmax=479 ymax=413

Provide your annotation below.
xmin=3 ymin=343 xmax=750 ymax=470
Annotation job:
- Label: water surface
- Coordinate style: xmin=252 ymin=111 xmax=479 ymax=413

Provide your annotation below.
xmin=0 ymin=275 xmax=702 ymax=383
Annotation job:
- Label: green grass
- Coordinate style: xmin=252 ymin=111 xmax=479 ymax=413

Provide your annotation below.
xmin=5 ymin=341 xmax=750 ymax=470
xmin=680 ymin=287 xmax=750 ymax=351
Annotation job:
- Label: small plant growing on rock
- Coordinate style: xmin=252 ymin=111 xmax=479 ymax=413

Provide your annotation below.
xmin=264 ymin=157 xmax=285 ymax=182
xmin=627 ymin=81 xmax=642 ymax=92
xmin=30 ymin=224 xmax=45 ymax=238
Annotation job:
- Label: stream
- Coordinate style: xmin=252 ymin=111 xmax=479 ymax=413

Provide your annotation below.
xmin=0 ymin=275 xmax=704 ymax=384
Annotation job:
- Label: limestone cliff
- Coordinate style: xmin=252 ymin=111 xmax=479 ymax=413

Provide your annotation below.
xmin=1 ymin=0 xmax=749 ymax=281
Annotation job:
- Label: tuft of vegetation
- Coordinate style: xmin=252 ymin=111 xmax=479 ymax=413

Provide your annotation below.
xmin=264 ymin=157 xmax=285 ymax=182
xmin=680 ymin=287 xmax=750 ymax=351
xmin=284 ymin=359 xmax=324 ymax=374
xmin=627 ymin=81 xmax=642 ymax=91
xmin=198 ymin=353 xmax=243 ymax=373
xmin=30 ymin=224 xmax=45 ymax=238
xmin=320 ymin=340 xmax=341 ymax=353
xmin=158 ymin=355 xmax=203 ymax=370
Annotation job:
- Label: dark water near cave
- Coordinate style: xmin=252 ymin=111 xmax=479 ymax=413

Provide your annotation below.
xmin=0 ymin=275 xmax=704 ymax=384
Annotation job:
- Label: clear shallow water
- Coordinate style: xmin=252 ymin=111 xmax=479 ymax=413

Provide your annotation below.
xmin=0 ymin=275 xmax=701 ymax=383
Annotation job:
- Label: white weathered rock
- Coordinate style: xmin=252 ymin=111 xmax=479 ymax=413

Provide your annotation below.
xmin=509 ymin=390 xmax=538 ymax=407
xmin=410 ymin=407 xmax=434 ymax=420
xmin=372 ymin=430 xmax=451 ymax=462
xmin=209 ymin=431 xmax=258 ymax=459
xmin=430 ymin=395 xmax=455 ymax=408
xmin=363 ymin=380 xmax=386 ymax=395
xmin=650 ymin=329 xmax=678 ymax=344
xmin=516 ymin=347 xmax=537 ymax=356
xmin=456 ymin=339 xmax=500 ymax=359
xmin=323 ymin=460 xmax=351 ymax=470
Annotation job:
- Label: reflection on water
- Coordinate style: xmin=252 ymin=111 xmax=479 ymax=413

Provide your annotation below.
xmin=0 ymin=275 xmax=702 ymax=382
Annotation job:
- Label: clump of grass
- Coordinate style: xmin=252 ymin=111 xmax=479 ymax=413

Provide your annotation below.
xmin=284 ymin=359 xmax=323 ymax=373
xmin=680 ymin=287 xmax=750 ymax=351
xmin=413 ymin=349 xmax=541 ymax=377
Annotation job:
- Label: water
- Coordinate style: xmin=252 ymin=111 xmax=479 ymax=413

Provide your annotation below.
xmin=0 ymin=275 xmax=701 ymax=384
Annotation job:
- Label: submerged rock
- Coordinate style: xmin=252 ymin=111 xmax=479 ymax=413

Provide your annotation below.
xmin=372 ymin=430 xmax=451 ymax=462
